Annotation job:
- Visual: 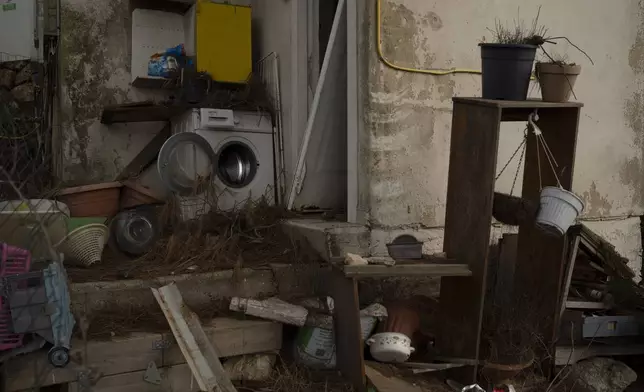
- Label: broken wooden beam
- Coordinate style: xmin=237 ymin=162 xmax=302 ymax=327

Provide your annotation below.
xmin=6 ymin=318 xmax=280 ymax=391
xmin=152 ymin=283 xmax=236 ymax=392
xmin=115 ymin=123 xmax=171 ymax=181
xmin=343 ymin=263 xmax=471 ymax=278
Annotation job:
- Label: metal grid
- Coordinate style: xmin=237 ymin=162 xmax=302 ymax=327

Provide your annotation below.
xmin=0 ymin=38 xmax=72 ymax=391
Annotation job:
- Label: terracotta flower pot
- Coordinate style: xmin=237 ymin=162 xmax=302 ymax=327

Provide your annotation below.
xmin=481 ymin=353 xmax=534 ymax=384
xmin=57 ymin=182 xmax=122 ymax=218
xmin=536 ymin=62 xmax=582 ymax=103
xmin=383 ymin=301 xmax=420 ymax=339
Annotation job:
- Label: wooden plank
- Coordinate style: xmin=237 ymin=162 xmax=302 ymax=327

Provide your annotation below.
xmin=318 ymin=269 xmax=366 ymax=392
xmin=343 ymin=263 xmax=471 ymax=278
xmin=437 ymin=102 xmax=501 ymax=383
xmin=6 ymin=318 xmax=280 ymax=391
xmin=132 ymin=76 xmax=179 ymax=89
xmin=565 ymin=300 xmax=608 ymax=310
xmin=555 ymin=344 xmax=644 ymax=366
xmin=514 ymin=106 xmax=581 ymax=373
xmin=152 ymin=283 xmax=236 ymax=392
xmin=115 ymin=123 xmax=171 ymax=181
xmin=100 ymin=103 xmax=186 ymax=124
xmin=57 ymin=181 xmax=123 ymax=195
xmin=560 ymin=236 xmax=581 ymax=318
xmin=452 ymin=97 xmax=584 ymax=109
xmin=365 ymin=364 xmax=423 ymax=392
xmin=68 ymin=364 xmax=200 ymax=392
xmin=494 ymin=234 xmax=518 ymax=308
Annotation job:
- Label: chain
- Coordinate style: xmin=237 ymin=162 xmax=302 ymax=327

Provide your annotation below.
xmin=510 ymin=141 xmax=527 ymax=196
xmin=495 ymin=134 xmax=527 ymax=181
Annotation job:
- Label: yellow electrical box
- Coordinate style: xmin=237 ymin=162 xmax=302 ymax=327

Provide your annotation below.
xmin=195 ymin=1 xmax=252 ymax=84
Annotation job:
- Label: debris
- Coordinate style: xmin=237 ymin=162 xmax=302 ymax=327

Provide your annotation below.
xmin=461 ymin=386 xmax=486 ymax=392
xmin=10 ymin=83 xmax=34 ymax=102
xmin=296 ymin=296 xmax=334 ymax=313
xmin=367 ymin=257 xmax=396 ymax=266
xmin=2 ymin=60 xmax=29 ymax=72
xmin=223 ymin=354 xmax=276 ymax=381
xmin=13 ymin=65 xmax=32 ymax=85
xmin=143 ymin=361 xmax=162 ymax=385
xmin=365 ymin=364 xmax=423 ymax=392
xmin=345 ymin=252 xmax=368 ymax=266
xmin=558 ymin=357 xmax=637 ymax=392
xmin=0 ymin=69 xmax=15 ymax=89
xmin=152 ymin=283 xmax=236 ymax=392
xmin=295 ymin=303 xmax=385 ymax=368
xmin=229 ymin=297 xmax=308 ymax=327
xmin=6 ymin=262 xmax=75 ymax=368
xmin=401 ymin=361 xmax=465 ymax=374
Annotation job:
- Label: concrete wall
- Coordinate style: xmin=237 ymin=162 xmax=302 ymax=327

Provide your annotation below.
xmin=251 ymin=0 xmax=298 ymax=201
xmin=58 ymin=0 xmax=305 ymax=200
xmin=358 ymin=0 xmax=644 ymax=275
xmin=58 ymin=0 xmax=167 ymax=185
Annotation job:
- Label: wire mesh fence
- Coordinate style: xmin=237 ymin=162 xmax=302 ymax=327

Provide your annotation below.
xmin=0 ymin=41 xmax=72 ymax=391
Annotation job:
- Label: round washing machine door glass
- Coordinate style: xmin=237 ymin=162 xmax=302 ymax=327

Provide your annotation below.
xmin=216 ymin=140 xmax=259 ymax=188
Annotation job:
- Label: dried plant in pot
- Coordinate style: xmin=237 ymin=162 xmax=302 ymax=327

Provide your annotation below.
xmin=535 ymin=35 xmax=593 ymax=102
xmin=535 ymin=60 xmax=582 ymax=102
xmin=480 ymin=10 xmax=546 ymax=100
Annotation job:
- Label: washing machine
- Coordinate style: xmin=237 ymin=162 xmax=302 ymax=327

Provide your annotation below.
xmin=161 ymin=108 xmax=275 ymax=215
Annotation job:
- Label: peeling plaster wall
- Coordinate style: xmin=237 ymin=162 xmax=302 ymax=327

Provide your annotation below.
xmin=359 ymin=0 xmax=644 ymax=274
xmin=59 ymin=0 xmax=166 ymax=185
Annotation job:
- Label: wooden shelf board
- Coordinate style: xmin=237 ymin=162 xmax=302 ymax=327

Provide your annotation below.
xmin=556 ymin=343 xmax=644 ymax=365
xmin=132 ymin=76 xmax=180 ymax=89
xmin=343 ymin=263 xmax=471 ymax=278
xmin=453 ymin=97 xmax=584 ymax=109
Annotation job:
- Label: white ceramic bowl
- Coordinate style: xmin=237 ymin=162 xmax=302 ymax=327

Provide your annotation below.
xmin=366 ymin=332 xmax=414 ymax=363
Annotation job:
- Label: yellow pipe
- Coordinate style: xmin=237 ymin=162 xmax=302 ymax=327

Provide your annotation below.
xmin=376 ymin=0 xmax=481 ymax=75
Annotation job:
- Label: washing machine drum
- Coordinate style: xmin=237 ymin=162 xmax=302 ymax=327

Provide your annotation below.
xmin=216 ymin=141 xmax=258 ymax=188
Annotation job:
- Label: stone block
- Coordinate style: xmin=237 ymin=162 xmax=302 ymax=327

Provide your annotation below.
xmin=11 ymin=83 xmax=34 ymax=102
xmin=14 ymin=65 xmax=32 ymax=85
xmin=0 ymin=69 xmax=15 ymax=89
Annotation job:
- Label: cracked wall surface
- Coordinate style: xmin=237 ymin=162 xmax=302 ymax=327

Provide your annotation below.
xmin=359 ymin=0 xmax=644 ymax=273
xmin=59 ymin=0 xmax=165 ymax=185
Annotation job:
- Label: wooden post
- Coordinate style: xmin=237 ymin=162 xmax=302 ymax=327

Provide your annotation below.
xmin=437 ymin=101 xmax=502 ymax=382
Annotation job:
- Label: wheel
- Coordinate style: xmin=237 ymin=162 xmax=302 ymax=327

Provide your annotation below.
xmin=48 ymin=347 xmax=70 ymax=368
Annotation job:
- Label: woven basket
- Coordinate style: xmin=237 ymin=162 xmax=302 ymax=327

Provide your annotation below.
xmin=56 ymin=224 xmax=109 ymax=266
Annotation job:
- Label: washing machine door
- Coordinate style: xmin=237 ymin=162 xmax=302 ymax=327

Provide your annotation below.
xmin=215 ymin=139 xmax=259 ymax=189
xmin=157 ymin=133 xmax=216 ymax=195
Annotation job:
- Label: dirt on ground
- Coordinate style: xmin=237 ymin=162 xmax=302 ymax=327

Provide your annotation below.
xmin=67 ymin=200 xmax=322 ymax=283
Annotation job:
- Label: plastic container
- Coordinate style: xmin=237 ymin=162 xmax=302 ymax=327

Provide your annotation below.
xmin=295 ymin=316 xmax=378 ymax=369
xmin=480 ymin=43 xmax=537 ymax=100
xmin=55 ymin=224 xmax=109 ymax=266
xmin=0 ymin=200 xmax=69 ymax=261
xmin=0 ymin=244 xmax=31 ymax=351
xmin=536 ymin=186 xmax=584 ymax=236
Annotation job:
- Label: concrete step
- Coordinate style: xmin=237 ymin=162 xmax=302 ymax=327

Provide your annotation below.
xmin=282 ymin=219 xmax=370 ymax=262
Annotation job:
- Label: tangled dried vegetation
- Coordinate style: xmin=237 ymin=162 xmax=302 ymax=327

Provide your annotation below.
xmin=67 ymin=197 xmax=321 ymax=282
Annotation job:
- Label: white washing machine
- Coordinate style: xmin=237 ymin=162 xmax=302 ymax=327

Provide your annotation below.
xmin=168 ymin=108 xmax=275 ymax=212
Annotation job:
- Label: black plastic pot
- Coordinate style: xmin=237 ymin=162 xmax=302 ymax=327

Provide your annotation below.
xmin=480 ymin=43 xmax=537 ymax=100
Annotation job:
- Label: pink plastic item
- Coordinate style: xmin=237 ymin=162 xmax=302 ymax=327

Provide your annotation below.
xmin=0 ymin=244 xmax=31 ymax=351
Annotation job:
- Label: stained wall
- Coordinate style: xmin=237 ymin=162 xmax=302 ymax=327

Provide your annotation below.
xmin=358 ymin=0 xmax=644 ymax=275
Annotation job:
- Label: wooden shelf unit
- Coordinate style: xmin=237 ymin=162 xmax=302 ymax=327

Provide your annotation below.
xmin=436 ymin=98 xmax=583 ymax=382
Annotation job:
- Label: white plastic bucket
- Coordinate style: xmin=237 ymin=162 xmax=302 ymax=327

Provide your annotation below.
xmin=536 ymin=186 xmax=584 ymax=236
